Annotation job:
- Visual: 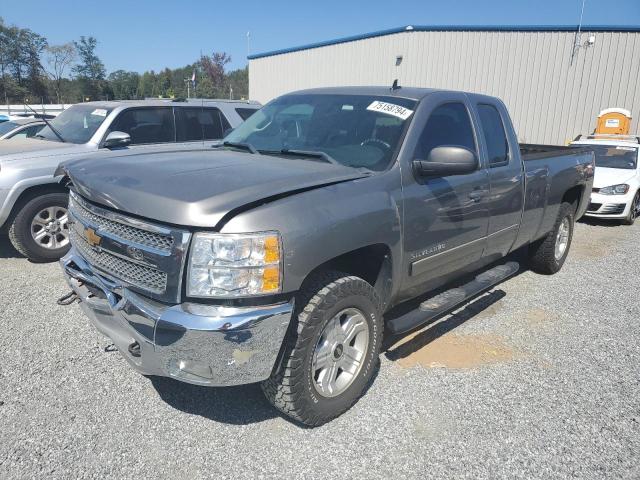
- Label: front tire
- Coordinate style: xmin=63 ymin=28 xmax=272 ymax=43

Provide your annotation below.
xmin=528 ymin=201 xmax=575 ymax=274
xmin=262 ymin=272 xmax=382 ymax=427
xmin=622 ymin=191 xmax=640 ymax=226
xmin=8 ymin=192 xmax=70 ymax=262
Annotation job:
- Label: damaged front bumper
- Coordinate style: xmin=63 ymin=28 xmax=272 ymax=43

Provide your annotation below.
xmin=60 ymin=250 xmax=293 ymax=386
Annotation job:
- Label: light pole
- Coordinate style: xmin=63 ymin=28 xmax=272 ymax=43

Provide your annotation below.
xmin=184 ymin=78 xmax=191 ymax=99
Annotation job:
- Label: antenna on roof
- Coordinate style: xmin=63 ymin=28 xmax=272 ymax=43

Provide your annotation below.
xmin=391 ymin=79 xmax=400 ymax=91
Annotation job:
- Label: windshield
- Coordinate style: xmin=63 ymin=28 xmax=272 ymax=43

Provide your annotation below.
xmin=0 ymin=121 xmax=21 ymax=136
xmin=224 ymin=94 xmax=417 ymax=171
xmin=36 ymin=105 xmax=113 ymax=144
xmin=576 ymin=144 xmax=638 ymax=170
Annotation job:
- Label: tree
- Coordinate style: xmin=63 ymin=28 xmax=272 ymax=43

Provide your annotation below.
xmin=73 ymin=36 xmax=105 ymax=100
xmin=199 ymin=52 xmax=231 ymax=97
xmin=108 ymin=70 xmax=140 ymax=100
xmin=0 ymin=17 xmax=48 ymax=103
xmin=44 ymin=43 xmax=76 ymax=104
xmin=227 ymin=67 xmax=248 ymax=99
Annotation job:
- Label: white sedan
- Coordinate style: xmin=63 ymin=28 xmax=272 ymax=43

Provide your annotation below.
xmin=571 ymin=137 xmax=640 ymax=225
xmin=0 ymin=117 xmax=46 ymax=140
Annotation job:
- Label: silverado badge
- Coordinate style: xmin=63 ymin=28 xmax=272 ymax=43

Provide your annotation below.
xmin=85 ymin=227 xmax=102 ymax=248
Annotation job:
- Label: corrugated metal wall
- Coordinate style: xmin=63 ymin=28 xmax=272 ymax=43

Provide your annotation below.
xmin=249 ymin=30 xmax=640 ymax=145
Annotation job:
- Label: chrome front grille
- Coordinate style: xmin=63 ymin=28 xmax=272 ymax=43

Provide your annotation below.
xmin=67 ymin=191 xmax=190 ymax=303
xmin=70 ymin=228 xmax=167 ymax=293
xmin=69 ymin=195 xmax=174 ymax=252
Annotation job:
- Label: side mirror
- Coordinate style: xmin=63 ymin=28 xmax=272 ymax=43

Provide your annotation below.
xmin=413 ymin=146 xmax=478 ymax=177
xmin=103 ymin=131 xmax=131 ymax=149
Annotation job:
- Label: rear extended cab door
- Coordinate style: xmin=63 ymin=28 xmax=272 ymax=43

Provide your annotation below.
xmin=470 ymin=95 xmax=524 ymax=259
xmin=398 ymin=91 xmax=490 ymax=300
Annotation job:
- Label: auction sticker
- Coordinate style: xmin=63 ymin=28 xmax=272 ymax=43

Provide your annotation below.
xmin=367 ymin=101 xmax=414 ymax=120
xmin=91 ymin=108 xmax=108 ymax=117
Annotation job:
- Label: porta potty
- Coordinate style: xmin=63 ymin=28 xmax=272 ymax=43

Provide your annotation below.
xmin=595 ymin=108 xmax=632 ymax=135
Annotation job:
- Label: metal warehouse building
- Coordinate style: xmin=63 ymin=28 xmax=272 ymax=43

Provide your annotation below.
xmin=248 ymin=25 xmax=640 ymax=145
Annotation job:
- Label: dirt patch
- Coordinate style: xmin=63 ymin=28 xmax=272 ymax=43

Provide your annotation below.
xmin=394 ymin=333 xmax=515 ymax=369
xmin=571 ymin=225 xmax=624 ymax=260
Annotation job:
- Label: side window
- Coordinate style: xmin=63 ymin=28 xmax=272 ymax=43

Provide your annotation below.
xmin=416 ymin=102 xmax=477 ymax=159
xmin=9 ymin=124 xmax=42 ymax=139
xmin=109 ymin=107 xmax=175 ymax=145
xmin=25 ymin=124 xmax=44 ymax=137
xmin=176 ymin=107 xmax=228 ymax=141
xmin=235 ymin=107 xmax=257 ymax=121
xmin=9 ymin=129 xmax=28 ymax=139
xmin=477 ymin=104 xmax=509 ymax=167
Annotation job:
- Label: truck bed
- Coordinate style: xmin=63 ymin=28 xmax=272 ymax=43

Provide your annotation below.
xmin=519 ymin=143 xmax=588 ymax=161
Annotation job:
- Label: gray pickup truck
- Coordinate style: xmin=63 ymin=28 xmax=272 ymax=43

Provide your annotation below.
xmin=0 ymin=99 xmax=259 ymax=262
xmin=58 ymin=86 xmax=594 ymax=426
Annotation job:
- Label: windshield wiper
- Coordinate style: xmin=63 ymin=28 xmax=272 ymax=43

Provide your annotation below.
xmin=276 ymin=149 xmax=340 ymax=165
xmin=24 ymin=103 xmax=65 ymax=143
xmin=223 ymin=141 xmax=257 ymax=154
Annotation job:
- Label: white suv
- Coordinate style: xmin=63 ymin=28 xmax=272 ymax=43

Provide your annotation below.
xmin=571 ymin=136 xmax=640 ymax=225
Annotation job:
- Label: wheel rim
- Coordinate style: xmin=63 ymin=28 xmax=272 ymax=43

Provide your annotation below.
xmin=554 ymin=217 xmax=571 ymax=261
xmin=311 ymin=307 xmax=370 ymax=398
xmin=30 ymin=206 xmax=70 ymax=250
xmin=631 ymin=193 xmax=640 ymax=220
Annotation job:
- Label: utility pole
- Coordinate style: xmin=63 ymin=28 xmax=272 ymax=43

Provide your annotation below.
xmin=184 ymin=78 xmax=191 ymax=99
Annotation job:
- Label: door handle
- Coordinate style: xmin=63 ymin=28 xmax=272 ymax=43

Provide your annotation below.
xmin=468 ymin=191 xmax=484 ymax=202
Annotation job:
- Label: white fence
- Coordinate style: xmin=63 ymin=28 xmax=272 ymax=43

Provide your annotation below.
xmin=0 ymin=104 xmax=72 ymax=117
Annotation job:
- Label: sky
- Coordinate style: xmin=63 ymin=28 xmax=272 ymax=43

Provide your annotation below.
xmin=2 ymin=0 xmax=639 ymax=74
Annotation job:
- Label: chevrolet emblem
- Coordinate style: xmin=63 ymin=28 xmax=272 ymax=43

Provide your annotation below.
xmin=85 ymin=227 xmax=102 ymax=247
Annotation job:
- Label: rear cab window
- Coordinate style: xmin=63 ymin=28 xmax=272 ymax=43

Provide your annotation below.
xmin=477 ymin=104 xmax=510 ymax=167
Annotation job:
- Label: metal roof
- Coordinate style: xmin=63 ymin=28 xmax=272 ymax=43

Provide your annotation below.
xmin=248 ymin=24 xmax=640 ymax=60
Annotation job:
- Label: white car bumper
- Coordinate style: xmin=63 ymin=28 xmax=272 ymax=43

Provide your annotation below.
xmin=584 ymin=190 xmax=635 ymax=219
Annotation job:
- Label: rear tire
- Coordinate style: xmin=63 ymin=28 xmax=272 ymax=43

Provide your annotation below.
xmin=621 ymin=191 xmax=640 ymax=226
xmin=8 ymin=192 xmax=70 ymax=262
xmin=528 ymin=202 xmax=574 ymax=275
xmin=261 ymin=271 xmax=382 ymax=427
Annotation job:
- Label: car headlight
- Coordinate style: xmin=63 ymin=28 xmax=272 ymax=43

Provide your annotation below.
xmin=187 ymin=231 xmax=282 ymax=298
xmin=599 ymin=184 xmax=629 ymax=195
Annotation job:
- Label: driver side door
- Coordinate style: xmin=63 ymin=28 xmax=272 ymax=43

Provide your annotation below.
xmin=399 ymin=92 xmax=490 ymax=300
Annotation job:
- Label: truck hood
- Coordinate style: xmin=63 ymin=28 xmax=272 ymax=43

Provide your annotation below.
xmin=61 ymin=149 xmax=370 ymax=228
xmin=593 ymin=167 xmax=637 ymax=188
xmin=0 ymin=137 xmax=91 ymax=162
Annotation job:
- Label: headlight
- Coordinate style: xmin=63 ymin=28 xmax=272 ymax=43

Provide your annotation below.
xmin=599 ymin=184 xmax=629 ymax=195
xmin=187 ymin=231 xmax=281 ymax=298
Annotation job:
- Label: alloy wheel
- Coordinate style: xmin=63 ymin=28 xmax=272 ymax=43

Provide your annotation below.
xmin=30 ymin=206 xmax=70 ymax=250
xmin=554 ymin=217 xmax=570 ymax=261
xmin=312 ymin=308 xmax=370 ymax=398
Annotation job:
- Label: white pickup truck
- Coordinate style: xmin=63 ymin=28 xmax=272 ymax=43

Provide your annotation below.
xmin=571 ymin=135 xmax=640 ymax=225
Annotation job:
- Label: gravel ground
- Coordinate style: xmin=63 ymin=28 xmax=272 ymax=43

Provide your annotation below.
xmin=0 ymin=220 xmax=639 ymax=479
